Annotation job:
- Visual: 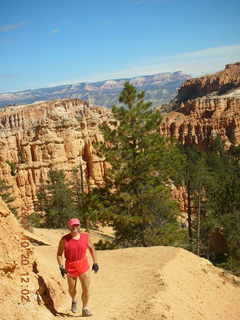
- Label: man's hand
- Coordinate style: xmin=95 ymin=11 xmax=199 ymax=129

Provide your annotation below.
xmin=59 ymin=265 xmax=67 ymax=278
xmin=92 ymin=263 xmax=99 ymax=273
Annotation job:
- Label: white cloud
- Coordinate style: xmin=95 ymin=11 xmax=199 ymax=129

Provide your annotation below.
xmin=50 ymin=28 xmax=60 ymax=34
xmin=46 ymin=44 xmax=240 ymax=87
xmin=91 ymin=44 xmax=240 ymax=79
xmin=4 ymin=44 xmax=240 ymax=91
xmin=0 ymin=22 xmax=26 ymax=32
xmin=50 ymin=28 xmax=60 ymax=33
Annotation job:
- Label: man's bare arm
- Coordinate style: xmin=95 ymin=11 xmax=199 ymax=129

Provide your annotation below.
xmin=57 ymin=238 xmax=64 ymax=267
xmin=87 ymin=235 xmax=98 ymax=264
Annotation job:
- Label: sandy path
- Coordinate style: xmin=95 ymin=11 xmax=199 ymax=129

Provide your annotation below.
xmin=33 ymin=228 xmax=178 ymax=319
xmin=55 ymin=247 xmax=177 ymax=320
xmin=32 ymin=228 xmax=240 ymax=320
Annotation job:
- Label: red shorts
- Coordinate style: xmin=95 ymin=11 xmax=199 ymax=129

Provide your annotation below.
xmin=65 ymin=256 xmax=90 ymax=278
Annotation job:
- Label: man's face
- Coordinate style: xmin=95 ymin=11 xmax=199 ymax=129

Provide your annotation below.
xmin=70 ymin=224 xmax=80 ymax=232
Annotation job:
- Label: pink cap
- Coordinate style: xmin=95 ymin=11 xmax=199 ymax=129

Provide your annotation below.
xmin=67 ymin=218 xmax=80 ymax=228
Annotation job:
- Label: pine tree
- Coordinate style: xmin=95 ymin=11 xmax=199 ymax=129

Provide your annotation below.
xmin=0 ymin=178 xmax=17 ymax=216
xmin=176 ymin=141 xmax=222 ymax=257
xmin=31 ymin=169 xmax=75 ymax=228
xmin=176 ymin=137 xmax=232 ymax=259
xmin=0 ymin=178 xmax=14 ymax=203
xmin=70 ymin=166 xmax=104 ymax=231
xmin=197 ymin=136 xmax=240 ymax=274
xmin=93 ymin=82 xmax=187 ymax=247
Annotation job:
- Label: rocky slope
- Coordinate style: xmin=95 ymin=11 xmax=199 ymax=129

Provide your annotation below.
xmin=0 ymin=196 xmax=56 ymax=320
xmin=160 ymin=62 xmax=240 ymax=148
xmin=175 ymin=62 xmax=240 ymax=103
xmin=0 ymin=71 xmax=191 ymax=108
xmin=0 ymin=98 xmax=114 ymax=214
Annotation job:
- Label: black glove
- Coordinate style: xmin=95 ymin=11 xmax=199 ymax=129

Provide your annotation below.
xmin=59 ymin=265 xmax=67 ymax=278
xmin=92 ymin=263 xmax=99 ymax=273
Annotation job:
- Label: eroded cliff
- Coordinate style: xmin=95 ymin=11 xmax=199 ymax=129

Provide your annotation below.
xmin=0 ymin=99 xmax=114 ymax=214
xmin=176 ymin=62 xmax=240 ymax=103
xmin=160 ymin=62 xmax=240 ymax=149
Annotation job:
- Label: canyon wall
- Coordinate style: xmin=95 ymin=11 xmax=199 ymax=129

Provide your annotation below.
xmin=175 ymin=62 xmax=240 ymax=103
xmin=159 ymin=62 xmax=240 ymax=214
xmin=159 ymin=93 xmax=240 ymax=214
xmin=0 ymin=63 xmax=239 ymax=218
xmin=160 ymin=63 xmax=240 ymax=148
xmin=0 ymin=99 xmax=115 ymax=215
xmin=160 ymin=94 xmax=240 ymax=149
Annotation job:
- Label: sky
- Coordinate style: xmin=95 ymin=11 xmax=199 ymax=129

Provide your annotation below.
xmin=0 ymin=0 xmax=240 ymax=92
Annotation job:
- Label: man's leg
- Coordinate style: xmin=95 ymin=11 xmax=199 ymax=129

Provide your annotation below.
xmin=67 ymin=274 xmax=78 ymax=303
xmin=79 ymin=269 xmax=90 ymax=309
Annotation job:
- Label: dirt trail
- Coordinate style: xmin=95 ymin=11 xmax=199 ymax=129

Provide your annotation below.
xmin=33 ymin=228 xmax=178 ymax=320
xmin=1 ymin=197 xmax=239 ymax=320
xmin=31 ymin=227 xmax=240 ymax=320
xmin=55 ymin=247 xmax=177 ymax=319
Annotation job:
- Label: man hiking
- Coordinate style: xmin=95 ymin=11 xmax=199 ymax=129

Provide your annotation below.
xmin=57 ymin=218 xmax=99 ymax=317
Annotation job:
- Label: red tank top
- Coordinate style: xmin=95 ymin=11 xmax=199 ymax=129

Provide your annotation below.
xmin=63 ymin=232 xmax=89 ymax=262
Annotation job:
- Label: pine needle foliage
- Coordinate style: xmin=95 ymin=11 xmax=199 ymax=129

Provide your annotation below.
xmin=93 ymin=82 xmax=187 ymax=247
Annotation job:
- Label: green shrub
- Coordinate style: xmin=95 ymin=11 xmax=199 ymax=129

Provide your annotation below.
xmin=6 ymin=160 xmax=17 ymax=176
xmin=215 ymin=256 xmax=240 ymax=277
xmin=28 ymin=211 xmax=45 ymax=227
xmin=94 ymin=239 xmax=118 ymax=250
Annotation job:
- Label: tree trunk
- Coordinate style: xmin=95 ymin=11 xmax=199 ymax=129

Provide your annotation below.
xmin=197 ymin=192 xmax=201 ymax=256
xmin=187 ymin=180 xmax=193 ymax=248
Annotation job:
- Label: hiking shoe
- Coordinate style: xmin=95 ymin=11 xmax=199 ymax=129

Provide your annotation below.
xmin=71 ymin=301 xmax=77 ymax=313
xmin=82 ymin=307 xmax=93 ymax=317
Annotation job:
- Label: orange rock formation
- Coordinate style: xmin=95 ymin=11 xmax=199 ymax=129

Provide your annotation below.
xmin=159 ymin=62 xmax=240 ymax=213
xmin=160 ymin=63 xmax=240 ymax=148
xmin=176 ymin=62 xmax=240 ymax=102
xmin=0 ymin=99 xmax=114 ymax=214
xmin=0 ymin=196 xmax=67 ymax=320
